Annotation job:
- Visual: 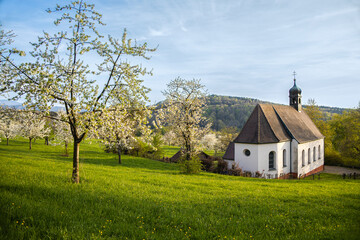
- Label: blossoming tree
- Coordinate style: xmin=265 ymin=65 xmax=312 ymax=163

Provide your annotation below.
xmin=160 ymin=77 xmax=211 ymax=161
xmin=0 ymin=1 xmax=155 ymax=183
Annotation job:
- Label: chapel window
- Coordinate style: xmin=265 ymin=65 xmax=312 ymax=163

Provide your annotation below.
xmin=313 ymin=147 xmax=316 ymax=162
xmin=302 ymin=150 xmax=305 ymax=167
xmin=308 ymin=148 xmax=311 ymax=164
xmin=244 ymin=149 xmax=251 ymax=156
xmin=283 ymin=149 xmax=286 ymax=167
xmin=318 ymin=145 xmax=321 ymax=159
xmin=269 ymin=151 xmax=276 ymax=170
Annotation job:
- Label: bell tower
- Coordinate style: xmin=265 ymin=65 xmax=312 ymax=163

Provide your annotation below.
xmin=289 ymin=71 xmax=302 ymax=112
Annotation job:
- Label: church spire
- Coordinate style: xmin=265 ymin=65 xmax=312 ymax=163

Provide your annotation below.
xmin=289 ymin=71 xmax=302 ymax=112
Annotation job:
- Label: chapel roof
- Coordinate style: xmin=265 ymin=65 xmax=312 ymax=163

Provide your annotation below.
xmin=223 ymin=142 xmax=234 ymax=160
xmin=233 ymin=104 xmax=323 ymax=145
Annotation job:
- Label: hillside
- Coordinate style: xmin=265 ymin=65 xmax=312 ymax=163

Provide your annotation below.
xmin=204 ymin=95 xmax=270 ymax=131
xmin=0 ymin=138 xmax=359 ymax=239
xmin=1 ymin=96 xmax=348 ymax=132
xmin=204 ymin=95 xmax=348 ymax=131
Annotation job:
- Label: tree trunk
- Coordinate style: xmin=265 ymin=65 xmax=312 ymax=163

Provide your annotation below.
xmin=45 ymin=137 xmax=49 ymax=145
xmin=29 ymin=138 xmax=32 ymax=150
xmin=185 ymin=138 xmax=191 ymax=160
xmin=72 ymin=141 xmax=80 ymax=183
xmin=117 ymin=143 xmax=122 ymax=164
xmin=6 ymin=138 xmax=9 ymax=145
xmin=65 ymin=141 xmax=68 ymax=156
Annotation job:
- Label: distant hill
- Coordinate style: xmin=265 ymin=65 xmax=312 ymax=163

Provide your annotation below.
xmin=0 ymin=100 xmax=22 ymax=106
xmin=203 ymin=95 xmax=270 ymax=131
xmin=204 ymin=95 xmax=349 ymax=131
xmin=0 ymin=100 xmax=24 ymax=109
xmin=0 ymin=100 xmax=64 ymax=111
xmin=1 ymin=97 xmax=349 ymax=132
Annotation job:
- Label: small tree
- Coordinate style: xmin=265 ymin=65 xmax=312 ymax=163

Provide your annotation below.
xmin=0 ymin=107 xmax=20 ymax=145
xmin=162 ymin=130 xmax=177 ymax=146
xmin=218 ymin=126 xmax=238 ymax=152
xmin=200 ymin=133 xmax=219 ymax=154
xmin=331 ymin=105 xmax=360 ymax=165
xmin=160 ymin=77 xmax=210 ymax=165
xmin=305 ymin=99 xmax=324 ymax=127
xmin=19 ymin=111 xmax=49 ymax=150
xmin=304 ymin=99 xmax=334 ymax=155
xmin=98 ymin=106 xmax=151 ymax=164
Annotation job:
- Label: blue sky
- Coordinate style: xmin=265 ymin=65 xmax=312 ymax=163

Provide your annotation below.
xmin=1 ymin=0 xmax=359 ymax=108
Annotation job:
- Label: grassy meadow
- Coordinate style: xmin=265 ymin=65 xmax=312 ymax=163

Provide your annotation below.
xmin=162 ymin=145 xmax=223 ymax=158
xmin=0 ymin=138 xmax=359 ymax=239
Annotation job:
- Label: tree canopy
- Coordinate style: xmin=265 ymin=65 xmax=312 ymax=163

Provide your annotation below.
xmin=160 ymin=77 xmax=210 ymax=162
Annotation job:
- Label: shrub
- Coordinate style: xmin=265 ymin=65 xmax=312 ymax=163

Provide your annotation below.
xmin=201 ymin=158 xmax=214 ymax=172
xmin=213 ymin=158 xmax=228 ymax=174
xmin=104 ymin=144 xmax=117 ymax=153
xmin=255 ymin=171 xmax=262 ymax=178
xmin=179 ymin=156 xmax=203 ymax=174
xmin=325 ymin=148 xmax=360 ymax=168
xmin=325 ymin=148 xmax=343 ymax=166
xmin=228 ymin=163 xmax=242 ymax=176
xmin=243 ymin=171 xmax=252 ymax=177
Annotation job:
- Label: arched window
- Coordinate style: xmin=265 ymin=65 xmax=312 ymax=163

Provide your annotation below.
xmin=269 ymin=151 xmax=276 ymax=169
xmin=302 ymin=150 xmax=305 ymax=167
xmin=313 ymin=147 xmax=316 ymax=162
xmin=318 ymin=145 xmax=321 ymax=159
xmin=308 ymin=148 xmax=311 ymax=164
xmin=283 ymin=149 xmax=286 ymax=167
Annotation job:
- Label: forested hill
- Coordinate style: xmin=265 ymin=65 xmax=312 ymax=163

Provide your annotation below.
xmin=204 ymin=95 xmax=348 ymax=131
xmin=1 ymin=96 xmax=348 ymax=132
xmin=204 ymin=95 xmax=270 ymax=131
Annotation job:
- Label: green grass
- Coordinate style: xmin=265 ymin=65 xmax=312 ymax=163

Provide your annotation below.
xmin=162 ymin=145 xmax=180 ymax=158
xmin=161 ymin=145 xmax=224 ymax=158
xmin=1 ymin=138 xmax=360 ymax=239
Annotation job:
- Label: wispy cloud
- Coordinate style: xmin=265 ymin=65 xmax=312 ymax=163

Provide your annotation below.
xmin=148 ymin=27 xmax=169 ymax=37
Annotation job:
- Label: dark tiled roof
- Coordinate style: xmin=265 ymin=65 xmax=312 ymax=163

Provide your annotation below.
xmin=233 ymin=104 xmax=323 ymax=144
xmin=223 ymin=142 xmax=234 ymax=160
xmin=273 ymin=105 xmax=324 ymax=143
xmin=170 ymin=149 xmax=210 ymax=162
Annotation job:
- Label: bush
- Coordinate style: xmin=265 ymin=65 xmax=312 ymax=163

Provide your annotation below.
xmin=179 ymin=156 xmax=203 ymax=174
xmin=243 ymin=171 xmax=252 ymax=177
xmin=255 ymin=171 xmax=262 ymax=178
xmin=325 ymin=148 xmax=343 ymax=166
xmin=325 ymin=148 xmax=360 ymax=168
xmin=201 ymin=158 xmax=215 ymax=172
xmin=213 ymin=158 xmax=228 ymax=174
xmin=228 ymin=163 xmax=242 ymax=176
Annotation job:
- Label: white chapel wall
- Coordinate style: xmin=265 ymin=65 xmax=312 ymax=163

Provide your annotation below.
xmin=233 ymin=143 xmax=259 ymax=172
xmin=257 ymin=141 xmax=291 ymax=176
xmin=233 ymin=141 xmax=291 ymax=176
xmin=296 ymin=138 xmax=324 ymax=177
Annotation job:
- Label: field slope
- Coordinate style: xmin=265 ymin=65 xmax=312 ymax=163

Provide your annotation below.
xmin=0 ymin=138 xmax=359 ymax=239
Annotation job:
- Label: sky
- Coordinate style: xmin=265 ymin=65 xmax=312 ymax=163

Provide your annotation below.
xmin=0 ymin=0 xmax=359 ymax=108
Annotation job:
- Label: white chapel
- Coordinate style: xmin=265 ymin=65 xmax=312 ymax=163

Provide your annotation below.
xmin=223 ymin=76 xmax=324 ymax=178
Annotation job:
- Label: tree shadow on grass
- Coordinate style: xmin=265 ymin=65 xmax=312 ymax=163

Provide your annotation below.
xmin=80 ymin=153 xmax=180 ymax=173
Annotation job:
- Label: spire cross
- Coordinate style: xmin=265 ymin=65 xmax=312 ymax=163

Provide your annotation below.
xmin=293 ymin=71 xmax=297 ymax=84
